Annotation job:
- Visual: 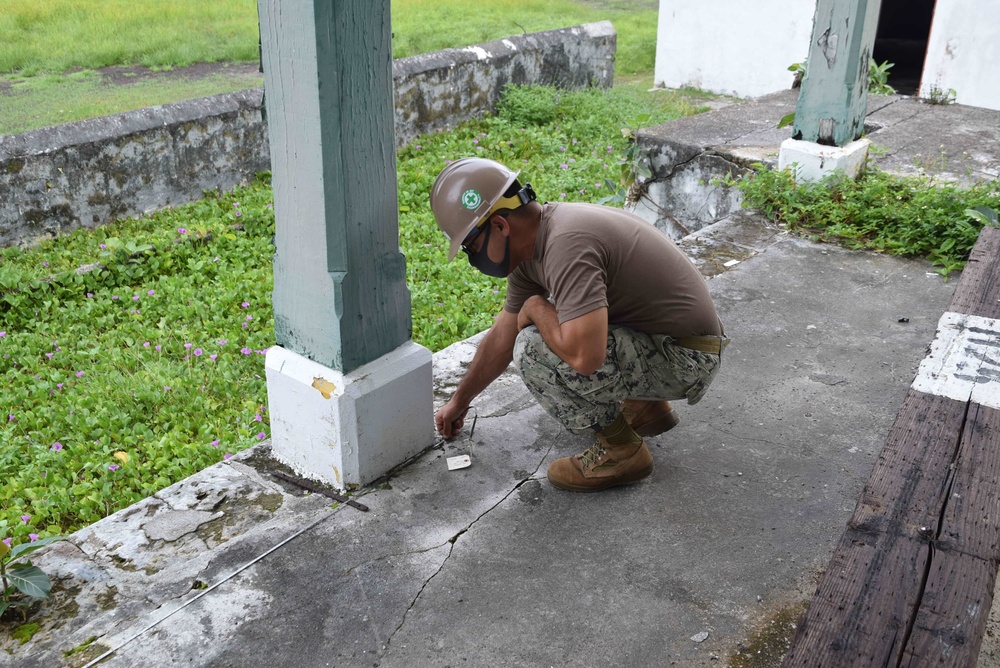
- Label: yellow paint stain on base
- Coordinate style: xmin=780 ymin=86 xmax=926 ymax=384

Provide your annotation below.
xmin=332 ymin=466 xmax=341 ymax=486
xmin=312 ymin=377 xmax=337 ymax=399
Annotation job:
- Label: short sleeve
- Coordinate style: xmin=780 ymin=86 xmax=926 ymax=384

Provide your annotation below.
xmin=504 ymin=267 xmax=546 ymax=314
xmin=547 ymin=232 xmax=607 ymax=323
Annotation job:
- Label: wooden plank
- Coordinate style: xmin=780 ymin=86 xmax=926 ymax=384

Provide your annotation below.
xmin=899 ymin=550 xmax=998 ymax=665
xmin=783 ymin=529 xmax=928 ymax=666
xmin=782 ymin=391 xmax=966 ymax=666
xmin=949 ymin=226 xmax=1000 ymax=319
xmin=846 ymin=391 xmax=968 ymax=537
xmin=936 ymin=403 xmax=1000 ymax=561
xmin=900 ymin=403 xmax=1000 ymax=664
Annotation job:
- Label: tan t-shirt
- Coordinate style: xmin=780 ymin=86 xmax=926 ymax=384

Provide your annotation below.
xmin=504 ymin=202 xmax=722 ymax=337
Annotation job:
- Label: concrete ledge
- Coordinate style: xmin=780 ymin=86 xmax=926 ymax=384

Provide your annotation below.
xmin=0 ymin=22 xmax=616 ymax=248
xmin=631 ymin=90 xmax=1000 ymax=238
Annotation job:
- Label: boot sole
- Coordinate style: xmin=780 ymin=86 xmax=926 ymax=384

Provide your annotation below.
xmin=547 ymin=463 xmax=654 ymax=493
xmin=632 ymin=410 xmax=680 ymax=437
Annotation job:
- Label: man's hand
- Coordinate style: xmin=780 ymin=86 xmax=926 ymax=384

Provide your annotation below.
xmin=516 ymin=294 xmax=548 ymax=331
xmin=435 ymin=398 xmax=469 ymax=439
xmin=432 ymin=310 xmax=520 ymax=439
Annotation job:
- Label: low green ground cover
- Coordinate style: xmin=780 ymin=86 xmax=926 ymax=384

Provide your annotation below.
xmin=0 ymin=83 xmax=701 ymax=544
xmin=736 ymin=166 xmax=1000 ymax=275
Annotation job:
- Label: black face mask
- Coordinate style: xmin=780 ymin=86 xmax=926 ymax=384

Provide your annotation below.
xmin=467 ymin=222 xmax=510 ymax=277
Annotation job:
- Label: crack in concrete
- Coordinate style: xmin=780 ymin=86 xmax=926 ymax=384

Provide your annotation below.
xmin=642 ymin=148 xmax=706 ymax=186
xmin=636 ymin=151 xmax=742 ymax=226
xmin=379 ymin=443 xmax=554 ymax=656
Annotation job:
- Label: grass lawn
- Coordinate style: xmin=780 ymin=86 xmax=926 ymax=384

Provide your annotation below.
xmin=0 ymin=0 xmax=660 ymax=135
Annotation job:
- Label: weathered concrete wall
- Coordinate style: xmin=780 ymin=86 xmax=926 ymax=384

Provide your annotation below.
xmin=393 ymin=21 xmax=615 ymax=146
xmin=0 ymin=91 xmax=268 ymax=248
xmin=921 ymin=0 xmax=1000 ymax=111
xmin=655 ymin=0 xmax=815 ymax=98
xmin=0 ymin=22 xmax=615 ymax=248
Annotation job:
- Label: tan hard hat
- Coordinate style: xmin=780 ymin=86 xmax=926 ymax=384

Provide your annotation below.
xmin=430 ymin=157 xmax=520 ymax=261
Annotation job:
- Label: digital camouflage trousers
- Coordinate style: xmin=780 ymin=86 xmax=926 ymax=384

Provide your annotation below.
xmin=512 ymin=325 xmax=722 ymax=434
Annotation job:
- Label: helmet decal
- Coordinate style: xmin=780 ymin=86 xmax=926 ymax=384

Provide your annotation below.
xmin=461 ymin=189 xmax=482 ymax=210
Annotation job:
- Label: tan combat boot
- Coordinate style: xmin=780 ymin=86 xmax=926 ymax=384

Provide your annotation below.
xmin=547 ymin=415 xmax=654 ymax=492
xmin=621 ymin=399 xmax=679 ymax=437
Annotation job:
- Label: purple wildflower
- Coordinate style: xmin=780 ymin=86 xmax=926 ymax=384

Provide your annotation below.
xmin=108 ymin=464 xmax=120 ymax=471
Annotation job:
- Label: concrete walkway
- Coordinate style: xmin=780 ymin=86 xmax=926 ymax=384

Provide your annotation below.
xmin=8 ymin=96 xmax=1000 ymax=667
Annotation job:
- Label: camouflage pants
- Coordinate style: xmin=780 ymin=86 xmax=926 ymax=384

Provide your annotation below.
xmin=512 ymin=325 xmax=722 ymax=434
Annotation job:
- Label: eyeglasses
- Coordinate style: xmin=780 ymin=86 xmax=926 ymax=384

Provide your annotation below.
xmin=460 ymin=223 xmax=487 ymax=256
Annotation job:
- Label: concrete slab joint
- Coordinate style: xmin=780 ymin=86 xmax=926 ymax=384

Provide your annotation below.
xmin=265 ymin=341 xmax=435 ymax=490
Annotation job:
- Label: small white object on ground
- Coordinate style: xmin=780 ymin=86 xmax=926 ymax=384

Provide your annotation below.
xmin=447 ymin=455 xmax=472 ymax=470
xmin=723 ymin=259 xmax=741 ymax=267
xmin=691 ymin=631 xmax=710 ymax=643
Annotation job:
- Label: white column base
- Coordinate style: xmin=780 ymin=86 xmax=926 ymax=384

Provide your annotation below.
xmin=778 ymin=137 xmax=871 ymax=182
xmin=265 ymin=341 xmax=435 ymax=490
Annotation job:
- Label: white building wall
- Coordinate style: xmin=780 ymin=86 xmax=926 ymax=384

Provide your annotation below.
xmin=920 ymin=0 xmax=1000 ymax=111
xmin=654 ymin=0 xmax=816 ymax=98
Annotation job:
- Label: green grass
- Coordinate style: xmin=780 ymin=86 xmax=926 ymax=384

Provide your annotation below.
xmin=0 ymin=0 xmax=260 ymax=74
xmin=0 ymin=83 xmax=701 ymax=544
xmin=0 ymin=68 xmax=264 ymax=136
xmin=0 ymin=0 xmax=659 ymax=135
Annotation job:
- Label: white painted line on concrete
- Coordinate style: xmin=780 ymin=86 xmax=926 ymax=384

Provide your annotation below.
xmin=911 ymin=311 xmax=1000 ymax=409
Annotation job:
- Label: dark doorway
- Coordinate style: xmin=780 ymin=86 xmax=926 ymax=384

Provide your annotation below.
xmin=873 ymin=0 xmax=936 ymax=95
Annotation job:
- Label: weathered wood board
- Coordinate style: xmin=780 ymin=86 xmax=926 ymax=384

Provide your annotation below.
xmin=782 ymin=227 xmax=1000 ymax=666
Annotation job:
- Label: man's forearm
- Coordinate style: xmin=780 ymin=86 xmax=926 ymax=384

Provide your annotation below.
xmin=451 ymin=311 xmax=519 ymax=407
xmin=519 ymin=297 xmax=607 ymax=376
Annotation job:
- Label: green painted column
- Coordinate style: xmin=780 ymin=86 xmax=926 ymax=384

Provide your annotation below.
xmin=792 ymin=0 xmax=884 ymax=147
xmin=259 ymin=0 xmax=411 ymax=373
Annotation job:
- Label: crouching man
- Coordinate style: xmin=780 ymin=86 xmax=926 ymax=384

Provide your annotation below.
xmin=430 ymin=158 xmax=726 ymax=492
